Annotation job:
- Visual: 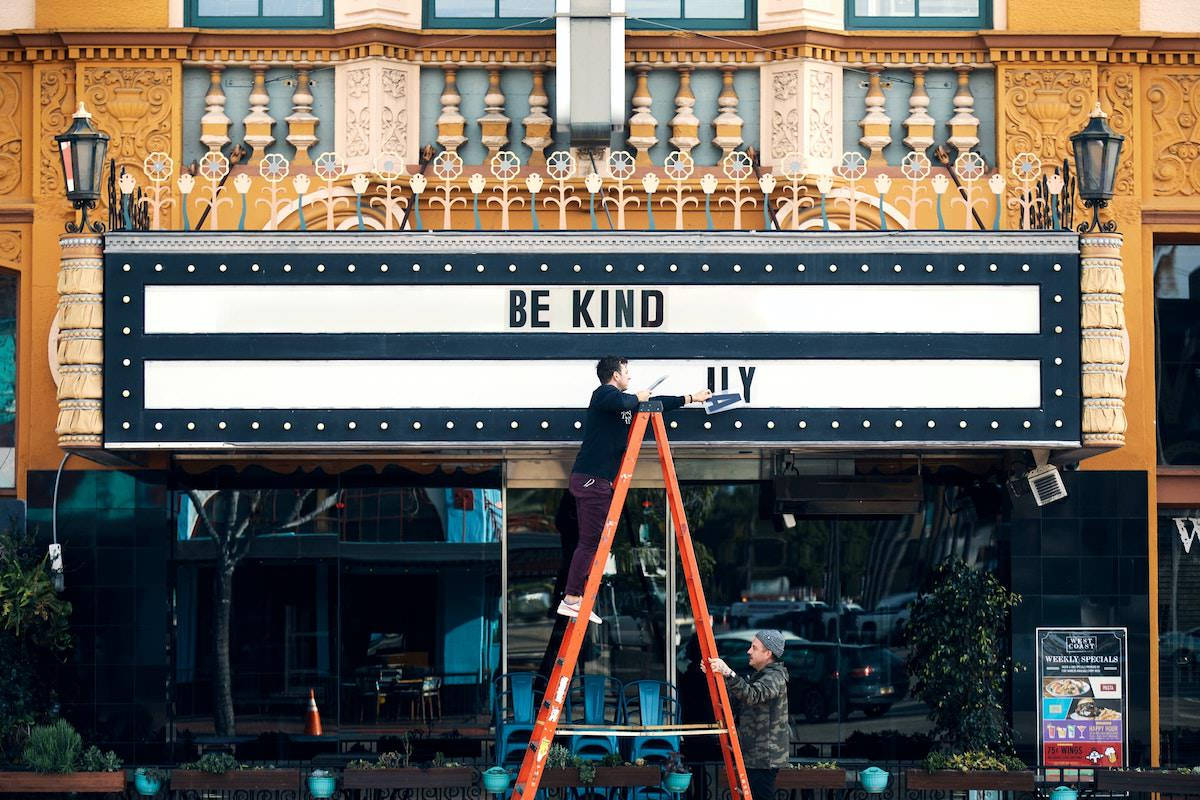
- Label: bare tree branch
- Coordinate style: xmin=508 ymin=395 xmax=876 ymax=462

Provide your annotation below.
xmin=277 ymin=490 xmax=341 ymax=531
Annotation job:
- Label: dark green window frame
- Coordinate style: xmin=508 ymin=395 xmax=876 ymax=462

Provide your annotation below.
xmin=845 ymin=0 xmax=990 ymax=30
xmin=423 ymin=0 xmax=756 ymax=30
xmin=185 ymin=0 xmax=333 ymax=29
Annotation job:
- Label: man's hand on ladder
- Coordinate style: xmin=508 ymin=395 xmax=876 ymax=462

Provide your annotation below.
xmin=702 ymin=657 xmax=735 ymax=678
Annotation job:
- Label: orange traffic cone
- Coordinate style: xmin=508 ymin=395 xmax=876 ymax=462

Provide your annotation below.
xmin=304 ymin=688 xmax=323 ymax=736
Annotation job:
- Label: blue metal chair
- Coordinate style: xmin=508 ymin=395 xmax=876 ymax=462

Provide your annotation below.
xmin=621 ymin=680 xmax=681 ymax=764
xmin=494 ymin=672 xmax=546 ymax=765
xmin=566 ymin=674 xmax=623 ymax=760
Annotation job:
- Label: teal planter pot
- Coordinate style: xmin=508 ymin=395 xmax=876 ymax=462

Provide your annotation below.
xmin=482 ymin=767 xmax=513 ymax=794
xmin=307 ymin=773 xmax=337 ymax=799
xmin=1051 ymin=786 xmax=1078 ymax=800
xmin=663 ymin=771 xmax=692 ymax=793
xmin=133 ymin=770 xmax=163 ymax=797
xmin=859 ymin=767 xmax=889 ymax=793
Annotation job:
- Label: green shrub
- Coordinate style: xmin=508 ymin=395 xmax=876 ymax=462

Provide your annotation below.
xmin=922 ymin=751 xmax=1026 ymax=772
xmin=22 ymin=719 xmax=82 ymax=773
xmin=79 ymin=745 xmax=122 ymax=772
xmin=181 ymin=752 xmax=240 ymax=773
xmin=791 ymin=761 xmax=840 ymax=770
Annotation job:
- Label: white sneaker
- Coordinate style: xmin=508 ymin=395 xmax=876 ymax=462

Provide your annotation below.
xmin=557 ymin=599 xmax=602 ymax=624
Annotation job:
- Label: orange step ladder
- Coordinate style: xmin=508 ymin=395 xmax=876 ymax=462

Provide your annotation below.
xmin=509 ymin=402 xmax=752 ymax=800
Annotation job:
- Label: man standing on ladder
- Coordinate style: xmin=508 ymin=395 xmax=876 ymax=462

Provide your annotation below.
xmin=557 ymin=356 xmax=711 ymax=622
xmin=706 ymin=631 xmax=791 ymax=800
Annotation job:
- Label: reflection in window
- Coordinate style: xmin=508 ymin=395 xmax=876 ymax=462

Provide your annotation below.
xmin=505 ymin=488 xmax=668 ymax=683
xmin=428 ymin=0 xmax=752 ymax=27
xmin=1156 ymin=244 xmax=1200 ymax=465
xmin=849 ymin=0 xmax=987 ymax=28
xmin=676 ymin=481 xmax=1003 ymax=759
xmin=1159 ymin=512 xmax=1200 ymax=766
xmin=188 ymin=0 xmax=330 ymax=26
xmin=172 ymin=481 xmax=501 ymax=737
xmin=0 ymin=271 xmax=13 ymax=488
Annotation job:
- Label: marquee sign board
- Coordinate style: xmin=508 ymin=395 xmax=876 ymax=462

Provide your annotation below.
xmin=102 ymin=231 xmax=1081 ymax=450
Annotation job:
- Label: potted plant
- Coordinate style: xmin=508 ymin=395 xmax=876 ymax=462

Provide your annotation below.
xmin=171 ymin=752 xmax=299 ymax=791
xmin=904 ymin=559 xmax=1028 ymax=785
xmin=343 ymin=746 xmax=476 ymax=791
xmin=906 ymin=751 xmax=1032 ymax=791
xmin=662 ymin=753 xmax=691 ymax=794
xmin=133 ymin=766 xmax=166 ymax=797
xmin=778 ymin=761 xmax=846 ymax=790
xmin=307 ymin=768 xmax=336 ymax=799
xmin=3 ymin=719 xmax=126 ymax=794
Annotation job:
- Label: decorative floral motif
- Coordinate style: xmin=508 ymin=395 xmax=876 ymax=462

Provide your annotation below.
xmin=198 ymin=152 xmax=230 ymax=182
xmin=345 ymin=68 xmax=371 ymax=159
xmin=808 ymin=70 xmax=834 ymax=160
xmin=607 ymin=151 xmax=636 ymax=181
xmin=0 ymin=72 xmax=22 ymax=196
xmin=836 ymin=151 xmax=867 ymax=182
xmin=314 ymin=151 xmax=347 ymax=182
xmin=1011 ymin=152 xmax=1042 ymax=183
xmin=433 ymin=151 xmax=463 ymax=181
xmin=490 ymin=151 xmax=521 ymax=182
xmin=1147 ymin=71 xmax=1200 ymax=196
xmin=546 ymin=151 xmax=576 ymax=182
xmin=39 ymin=65 xmax=75 ymax=197
xmin=1099 ymin=67 xmax=1135 ymax=196
xmin=770 ymin=69 xmax=800 ymax=157
xmin=380 ymin=68 xmax=408 ymax=155
xmin=1002 ymin=67 xmax=1093 ymax=164
xmin=82 ymin=66 xmax=173 ymax=188
xmin=901 ymin=152 xmax=931 ymax=181
xmin=722 ymin=151 xmax=754 ymax=182
xmin=0 ymin=231 xmax=20 ymax=265
xmin=259 ymin=153 xmax=290 ymax=182
xmin=954 ymin=152 xmax=987 ymax=182
xmin=374 ymin=152 xmax=406 ymax=181
xmin=143 ymin=152 xmax=173 ymax=183
xmin=664 ymin=151 xmax=694 ymax=181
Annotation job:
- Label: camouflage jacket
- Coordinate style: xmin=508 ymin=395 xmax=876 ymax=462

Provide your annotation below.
xmin=726 ymin=660 xmax=790 ymax=768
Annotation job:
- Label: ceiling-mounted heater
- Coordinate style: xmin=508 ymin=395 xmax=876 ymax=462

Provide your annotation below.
xmin=555 ymin=0 xmax=626 ymax=150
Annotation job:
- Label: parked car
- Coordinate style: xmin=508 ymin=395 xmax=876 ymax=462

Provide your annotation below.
xmin=856 ymin=591 xmax=919 ymax=645
xmin=1161 ymin=625 xmax=1200 ymax=669
xmin=682 ymin=631 xmax=909 ymax=722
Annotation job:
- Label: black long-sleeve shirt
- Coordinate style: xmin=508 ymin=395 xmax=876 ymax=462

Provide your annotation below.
xmin=570 ymin=384 xmax=685 ymax=481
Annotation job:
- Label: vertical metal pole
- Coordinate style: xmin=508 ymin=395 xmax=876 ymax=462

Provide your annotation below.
xmin=500 ymin=460 xmax=509 ymax=675
xmin=666 ymin=500 xmax=676 ymax=687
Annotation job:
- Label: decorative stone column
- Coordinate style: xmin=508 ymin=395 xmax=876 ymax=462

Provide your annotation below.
xmin=199 ymin=66 xmax=230 ymax=154
xmin=55 ymin=233 xmax=104 ymax=447
xmin=335 ymin=59 xmax=420 ymax=173
xmin=712 ymin=66 xmax=744 ymax=158
xmin=902 ymin=66 xmax=934 ymax=155
xmin=286 ymin=65 xmax=319 ymax=166
xmin=628 ymin=66 xmax=658 ymax=167
xmin=1079 ymin=232 xmax=1127 ymax=448
xmin=759 ymin=58 xmax=841 ymax=174
xmin=859 ymin=65 xmax=891 ymax=166
xmin=477 ymin=67 xmax=510 ymax=158
xmin=948 ymin=65 xmax=979 ymax=154
xmin=669 ymin=67 xmax=700 ymax=155
xmin=243 ymin=64 xmax=275 ymax=164
xmin=522 ymin=66 xmax=552 ymax=167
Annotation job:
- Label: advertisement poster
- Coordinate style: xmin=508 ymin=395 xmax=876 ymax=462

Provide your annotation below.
xmin=1036 ymin=628 xmax=1128 ymax=767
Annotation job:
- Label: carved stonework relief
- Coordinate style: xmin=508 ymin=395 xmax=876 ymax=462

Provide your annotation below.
xmin=1147 ymin=72 xmax=1200 ymax=197
xmin=0 ymin=72 xmax=22 ymax=197
xmin=336 ymin=60 xmax=418 ymax=172
xmin=39 ymin=65 xmax=75 ymax=198
xmin=81 ymin=65 xmax=174 ymax=188
xmin=0 ymin=230 xmax=19 ymax=265
xmin=1002 ymin=67 xmax=1094 ymax=165
xmin=771 ymin=70 xmax=800 ymax=158
xmin=345 ymin=68 xmax=370 ymax=159
xmin=1099 ymin=68 xmax=1135 ymax=197
xmin=807 ymin=69 xmax=834 ymax=159
xmin=380 ymin=68 xmax=408 ymax=155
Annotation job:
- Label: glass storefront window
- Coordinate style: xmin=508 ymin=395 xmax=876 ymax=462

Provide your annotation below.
xmin=675 ymin=481 xmax=1004 ymax=759
xmin=172 ymin=479 xmax=501 ymax=739
xmin=1159 ymin=510 xmax=1200 ymax=766
xmin=1155 ymin=244 xmax=1200 ymax=465
xmin=505 ymin=488 xmax=669 ymax=683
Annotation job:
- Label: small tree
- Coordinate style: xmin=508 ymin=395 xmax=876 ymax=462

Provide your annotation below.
xmin=904 ymin=558 xmax=1021 ymax=754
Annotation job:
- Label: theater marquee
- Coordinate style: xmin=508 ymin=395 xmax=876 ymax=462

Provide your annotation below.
xmin=102 ymin=231 xmax=1081 ymax=450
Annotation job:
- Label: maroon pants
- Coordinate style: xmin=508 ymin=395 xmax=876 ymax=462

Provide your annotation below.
xmin=565 ymin=472 xmax=614 ymax=597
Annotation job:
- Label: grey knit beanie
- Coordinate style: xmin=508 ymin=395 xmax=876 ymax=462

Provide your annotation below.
xmin=755 ymin=629 xmax=785 ymax=659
